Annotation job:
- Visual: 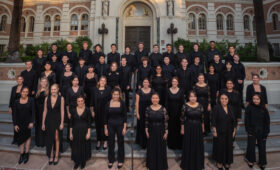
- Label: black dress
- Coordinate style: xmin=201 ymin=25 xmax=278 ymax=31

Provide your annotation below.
xmin=90 ymin=86 xmax=112 ymax=141
xmin=246 ymin=84 xmax=268 ymax=105
xmin=21 ymin=69 xmax=37 ymax=94
xmin=220 ymin=69 xmax=236 ymax=89
xmin=211 ymin=104 xmax=237 ymax=165
xmin=176 ymin=67 xmax=193 ymax=97
xmin=60 ymin=72 xmax=75 ymax=98
xmin=66 ymin=87 xmax=84 ymax=111
xmin=83 ymin=74 xmax=98 ymax=107
xmin=150 ymin=75 xmax=167 ymax=106
xmin=136 ymin=88 xmax=154 ymax=148
xmin=41 ymin=71 xmax=56 ymax=87
xmin=206 ymin=73 xmax=220 ymax=107
xmin=220 ymin=89 xmax=242 ymax=120
xmin=12 ymin=98 xmax=35 ymax=146
xmin=165 ymin=88 xmax=185 ymax=149
xmin=180 ymin=104 xmax=204 ymax=170
xmin=35 ymin=91 xmax=46 ymax=147
xmin=106 ymin=71 xmax=121 ymax=89
xmin=137 ymin=65 xmax=153 ymax=88
xmin=45 ymin=95 xmax=63 ymax=157
xmin=193 ymin=85 xmax=211 ymax=133
xmin=70 ymin=107 xmax=91 ymax=165
xmin=145 ymin=106 xmax=168 ymax=170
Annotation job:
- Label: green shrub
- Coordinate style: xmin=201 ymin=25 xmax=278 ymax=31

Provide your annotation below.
xmin=53 ymin=39 xmax=69 ymax=53
xmin=20 ymin=56 xmax=35 ymax=62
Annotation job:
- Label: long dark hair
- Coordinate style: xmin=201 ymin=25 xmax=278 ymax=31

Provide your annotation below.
xmin=250 ymin=93 xmax=266 ymax=110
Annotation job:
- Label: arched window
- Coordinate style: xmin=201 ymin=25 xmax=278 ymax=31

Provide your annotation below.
xmin=272 ymin=14 xmax=279 ymax=30
xmin=0 ymin=15 xmax=7 ymax=31
xmin=216 ymin=14 xmax=223 ymax=30
xmin=44 ymin=15 xmax=51 ymax=31
xmin=198 ymin=13 xmax=206 ymax=30
xmin=71 ymin=14 xmax=78 ymax=31
xmin=21 ymin=17 xmax=26 ymax=32
xmin=226 ymin=14 xmax=234 ymax=30
xmin=188 ymin=13 xmax=196 ymax=30
xmin=253 ymin=17 xmax=256 ymax=31
xmin=81 ymin=14 xmax=88 ymax=31
xmin=54 ymin=15 xmax=61 ymax=31
xmin=243 ymin=15 xmax=250 ymax=31
xmin=28 ymin=16 xmax=35 ymax=32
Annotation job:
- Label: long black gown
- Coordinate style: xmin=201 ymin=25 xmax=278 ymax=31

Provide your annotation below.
xmin=180 ymin=104 xmax=204 ymax=170
xmin=35 ymin=91 xmax=46 ymax=147
xmin=145 ymin=106 xmax=168 ymax=170
xmin=70 ymin=107 xmax=91 ymax=165
xmin=193 ymin=85 xmax=211 ymax=133
xmin=135 ymin=88 xmax=154 ymax=148
xmin=12 ymin=98 xmax=35 ymax=146
xmin=151 ymin=75 xmax=167 ymax=106
xmin=90 ymin=86 xmax=111 ymax=142
xmin=246 ymin=84 xmax=268 ymax=105
xmin=211 ymin=104 xmax=237 ymax=165
xmin=60 ymin=72 xmax=75 ymax=98
xmin=220 ymin=89 xmax=242 ymax=120
xmin=165 ymin=88 xmax=185 ymax=149
xmin=83 ymin=74 xmax=98 ymax=107
xmin=41 ymin=71 xmax=56 ymax=87
xmin=45 ymin=95 xmax=63 ymax=157
xmin=205 ymin=73 xmax=220 ymax=107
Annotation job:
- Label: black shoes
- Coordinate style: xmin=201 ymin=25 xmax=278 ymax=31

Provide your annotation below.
xmin=117 ymin=163 xmax=123 ymax=169
xmin=260 ymin=165 xmax=265 ymax=170
xmin=53 ymin=156 xmax=59 ymax=165
xmin=74 ymin=163 xmax=79 ymax=169
xmin=23 ymin=152 xmax=29 ymax=164
xmin=18 ymin=153 xmax=25 ymax=164
xmin=108 ymin=163 xmax=113 ymax=169
xmin=81 ymin=162 xmax=86 ymax=169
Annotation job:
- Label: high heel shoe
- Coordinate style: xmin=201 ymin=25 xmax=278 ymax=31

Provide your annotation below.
xmin=23 ymin=152 xmax=29 ymax=164
xmin=218 ymin=168 xmax=223 ymax=170
xmin=74 ymin=163 xmax=79 ymax=169
xmin=117 ymin=163 xmax=123 ymax=169
xmin=18 ymin=153 xmax=25 ymax=164
xmin=53 ymin=156 xmax=59 ymax=165
xmin=260 ymin=165 xmax=265 ymax=170
xmin=247 ymin=163 xmax=253 ymax=168
xmin=108 ymin=163 xmax=113 ymax=169
xmin=96 ymin=141 xmax=101 ymax=150
xmin=49 ymin=158 xmax=53 ymax=165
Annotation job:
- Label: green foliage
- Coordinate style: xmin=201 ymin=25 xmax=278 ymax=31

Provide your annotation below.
xmin=53 ymin=39 xmax=69 ymax=53
xmin=40 ymin=42 xmax=51 ymax=56
xmin=75 ymin=36 xmax=93 ymax=51
xmin=20 ymin=56 xmax=35 ymax=62
xmin=174 ymin=38 xmax=193 ymax=52
xmin=25 ymin=44 xmax=40 ymax=57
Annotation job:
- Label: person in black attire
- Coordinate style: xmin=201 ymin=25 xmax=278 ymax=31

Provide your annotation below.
xmin=205 ymin=41 xmax=221 ymax=69
xmin=33 ymin=49 xmax=47 ymax=80
xmin=145 ymin=93 xmax=169 ymax=170
xmin=21 ymin=60 xmax=37 ymax=95
xmin=57 ymin=55 xmax=70 ymax=84
xmin=64 ymin=43 xmax=78 ymax=68
xmin=220 ymin=61 xmax=236 ymax=89
xmin=83 ymin=65 xmax=98 ymax=107
xmin=79 ymin=41 xmax=92 ymax=65
xmin=12 ymin=87 xmax=35 ymax=164
xmin=150 ymin=65 xmax=168 ymax=106
xmin=40 ymin=62 xmax=56 ymax=87
xmin=245 ymin=94 xmax=270 ymax=170
xmin=34 ymin=77 xmax=49 ymax=147
xmin=189 ymin=43 xmax=204 ymax=66
xmin=212 ymin=93 xmax=237 ymax=170
xmin=74 ymin=57 xmax=88 ymax=86
xmin=42 ymin=84 xmax=64 ymax=165
xmin=176 ymin=58 xmax=193 ymax=98
xmin=190 ymin=56 xmax=204 ymax=83
xmin=246 ymin=74 xmax=268 ymax=108
xmin=95 ymin=55 xmax=109 ymax=78
xmin=119 ymin=57 xmax=132 ymax=111
xmin=121 ymin=45 xmax=137 ymax=72
xmin=106 ymin=62 xmax=121 ymax=89
xmin=149 ymin=44 xmax=163 ymax=68
xmin=232 ymin=54 xmax=245 ymax=105
xmin=175 ymin=44 xmax=188 ymax=67
xmin=165 ymin=77 xmax=184 ymax=149
xmin=180 ymin=91 xmax=204 ymax=170
xmin=225 ymin=45 xmax=235 ymax=63
xmin=212 ymin=54 xmax=225 ymax=85
xmin=104 ymin=88 xmax=127 ymax=169
xmin=137 ymin=56 xmax=153 ymax=89
xmin=47 ymin=44 xmax=61 ymax=62
xmin=162 ymin=56 xmax=175 ymax=87
xmin=59 ymin=63 xmax=75 ymax=98
xmin=135 ymin=78 xmax=154 ymax=149
xmin=162 ymin=44 xmax=176 ymax=66
xmin=134 ymin=42 xmax=149 ymax=67
xmin=91 ymin=44 xmax=104 ymax=66
xmin=9 ymin=75 xmax=24 ymax=144
xmin=107 ymin=44 xmax=121 ymax=66
xmin=206 ymin=64 xmax=220 ymax=107
xmin=50 ymin=55 xmax=61 ymax=83
xmin=90 ymin=76 xmax=112 ymax=150
xmin=70 ymin=96 xmax=91 ymax=169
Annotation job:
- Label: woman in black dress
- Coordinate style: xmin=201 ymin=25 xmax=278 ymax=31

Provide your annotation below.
xmin=193 ymin=73 xmax=211 ymax=135
xmin=246 ymin=73 xmax=268 ymax=108
xmin=220 ymin=61 xmax=236 ymax=89
xmin=212 ymin=93 xmax=237 ymax=170
xmin=41 ymin=61 xmax=56 ymax=87
xmin=34 ymin=77 xmax=49 ymax=147
xmin=83 ymin=65 xmax=98 ymax=107
xmin=9 ymin=75 xmax=24 ymax=144
xmin=119 ymin=57 xmax=132 ymax=111
xmin=137 ymin=56 xmax=153 ymax=89
xmin=165 ymin=77 xmax=184 ymax=149
xmin=206 ymin=64 xmax=220 ymax=108
xmin=180 ymin=91 xmax=204 ymax=170
xmin=104 ymin=88 xmax=127 ymax=169
xmin=60 ymin=63 xmax=75 ymax=98
xmin=42 ymin=84 xmax=64 ymax=165
xmin=106 ymin=62 xmax=121 ymax=89
xmin=70 ymin=96 xmax=91 ymax=169
xmin=135 ymin=78 xmax=154 ymax=149
xmin=145 ymin=93 xmax=168 ymax=170
xmin=150 ymin=65 xmax=168 ymax=106
xmin=90 ymin=76 xmax=111 ymax=150
xmin=12 ymin=87 xmax=35 ymax=164
xmin=245 ymin=94 xmax=270 ymax=170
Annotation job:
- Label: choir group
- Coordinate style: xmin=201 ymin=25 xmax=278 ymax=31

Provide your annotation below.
xmin=9 ymin=41 xmax=270 ymax=170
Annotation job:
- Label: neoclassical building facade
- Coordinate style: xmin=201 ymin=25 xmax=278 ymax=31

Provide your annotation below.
xmin=0 ymin=0 xmax=280 ymax=54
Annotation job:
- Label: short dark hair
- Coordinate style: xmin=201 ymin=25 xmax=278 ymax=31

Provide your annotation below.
xmin=153 ymin=44 xmax=159 ymax=48
xmin=125 ymin=45 xmax=131 ymax=49
xmin=111 ymin=43 xmax=117 ymax=47
xmin=95 ymin=44 xmax=102 ymax=48
xmin=166 ymin=44 xmax=172 ymax=47
xmin=210 ymin=41 xmax=215 ymax=44
xmin=193 ymin=43 xmax=199 ymax=47
xmin=51 ymin=43 xmax=57 ymax=47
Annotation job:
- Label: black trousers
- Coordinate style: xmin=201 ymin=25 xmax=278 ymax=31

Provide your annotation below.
xmin=108 ymin=121 xmax=124 ymax=163
xmin=95 ymin=118 xmax=107 ymax=141
xmin=236 ymin=81 xmax=244 ymax=104
xmin=123 ymin=90 xmax=130 ymax=112
xmin=246 ymin=135 xmax=267 ymax=166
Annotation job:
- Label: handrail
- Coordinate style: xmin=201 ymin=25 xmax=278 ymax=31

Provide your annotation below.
xmin=130 ymin=71 xmax=137 ymax=170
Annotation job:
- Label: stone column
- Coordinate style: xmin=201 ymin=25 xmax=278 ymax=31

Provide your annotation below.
xmin=60 ymin=3 xmax=70 ymax=39
xmin=235 ymin=4 xmax=244 ymax=43
xmin=33 ymin=4 xmax=43 ymax=44
xmin=207 ymin=3 xmax=217 ymax=41
xmin=89 ymin=0 xmax=96 ymax=48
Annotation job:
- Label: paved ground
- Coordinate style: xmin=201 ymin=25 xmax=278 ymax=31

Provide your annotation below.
xmin=0 ymin=151 xmax=280 ymax=170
